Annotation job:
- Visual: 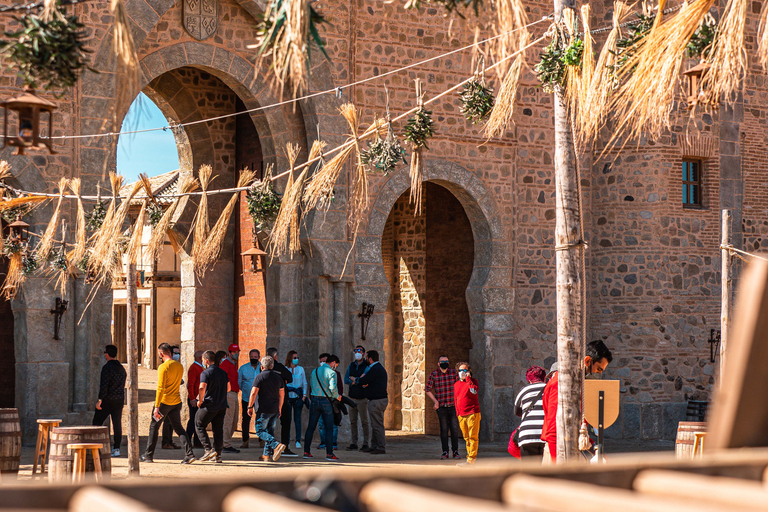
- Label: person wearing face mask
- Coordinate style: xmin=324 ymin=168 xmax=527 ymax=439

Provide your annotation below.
xmin=319 ymin=355 xmax=343 ymax=450
xmin=540 ymin=340 xmax=613 ymax=463
xmin=219 ymin=344 xmax=241 ymax=454
xmin=195 ymin=350 xmax=230 ymax=463
xmin=92 ymin=344 xmax=126 ymax=457
xmin=283 ymin=351 xmax=307 ymax=451
xmin=426 ymin=355 xmax=460 ymax=460
xmin=344 ymin=345 xmax=369 ymax=451
xmin=453 ymin=362 xmax=480 ymax=465
xmin=357 ymin=350 xmax=388 ymax=454
xmin=161 ymin=345 xmax=184 ymax=450
xmin=185 ymin=350 xmax=205 ymax=449
xmin=237 ymin=349 xmax=261 ymax=449
xmin=263 ymin=347 xmax=296 ymax=456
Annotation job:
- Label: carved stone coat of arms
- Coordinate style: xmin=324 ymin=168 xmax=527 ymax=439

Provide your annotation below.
xmin=183 ymin=0 xmax=218 ymax=41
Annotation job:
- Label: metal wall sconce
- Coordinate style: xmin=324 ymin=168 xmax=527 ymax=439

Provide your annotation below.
xmin=358 ymin=302 xmax=375 ymax=341
xmin=8 ymin=216 xmax=29 ymax=243
xmin=708 ymin=328 xmax=721 ymax=363
xmin=50 ymin=297 xmax=68 ymax=340
xmin=1 ymin=87 xmax=56 ymax=155
xmin=172 ymin=308 xmax=181 ymax=325
xmin=241 ymin=238 xmax=267 ymax=273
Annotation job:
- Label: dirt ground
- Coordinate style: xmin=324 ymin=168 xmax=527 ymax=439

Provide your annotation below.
xmin=13 ymin=367 xmax=673 ymax=481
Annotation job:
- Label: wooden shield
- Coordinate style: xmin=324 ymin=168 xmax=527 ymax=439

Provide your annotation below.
xmin=183 ymin=0 xmax=218 ymax=41
xmin=584 ymin=380 xmax=620 ymax=429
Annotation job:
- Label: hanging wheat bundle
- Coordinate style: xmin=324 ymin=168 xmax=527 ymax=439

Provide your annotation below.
xmin=698 ymin=0 xmax=747 ymax=107
xmin=251 ymin=0 xmax=329 ymax=98
xmin=145 ymin=176 xmax=199 ymax=262
xmin=192 ymin=164 xmax=214 ymax=275
xmin=1 ymin=252 xmax=23 ymax=300
xmin=491 ymin=0 xmax=530 ymax=79
xmin=0 ymin=195 xmax=48 ymax=217
xmin=0 ymin=161 xmax=11 ymax=184
xmin=581 ymin=1 xmax=631 ymax=144
xmin=759 ymin=3 xmax=768 ymax=69
xmin=90 ymin=178 xmax=140 ymax=279
xmin=198 ymin=170 xmax=257 ymax=272
xmin=460 ymin=59 xmax=495 ymax=124
xmin=67 ymin=178 xmax=87 ymax=264
xmin=484 ymin=53 xmax=523 ymax=139
xmin=36 ymin=177 xmax=69 ymax=263
xmin=607 ymin=0 xmax=715 ymax=149
xmin=568 ymin=5 xmax=595 ymax=147
xmin=246 ymin=164 xmax=281 ymax=232
xmin=403 ymin=80 xmax=434 ymax=215
xmin=109 ymin=0 xmax=139 ymax=129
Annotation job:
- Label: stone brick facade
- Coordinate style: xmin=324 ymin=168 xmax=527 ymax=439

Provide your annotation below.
xmin=0 ymin=0 xmax=759 ymax=444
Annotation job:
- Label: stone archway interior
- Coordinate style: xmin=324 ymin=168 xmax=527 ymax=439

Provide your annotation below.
xmin=382 ymin=182 xmax=474 ymax=434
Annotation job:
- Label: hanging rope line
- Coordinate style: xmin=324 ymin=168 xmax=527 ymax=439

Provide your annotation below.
xmin=0 ymin=32 xmax=550 ymax=203
xmin=721 ymin=244 xmax=768 ymax=264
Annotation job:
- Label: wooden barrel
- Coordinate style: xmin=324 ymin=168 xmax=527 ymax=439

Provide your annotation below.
xmin=675 ymin=421 xmax=707 ymax=459
xmin=49 ymin=426 xmax=111 ymax=483
xmin=0 ymin=408 xmax=22 ymax=476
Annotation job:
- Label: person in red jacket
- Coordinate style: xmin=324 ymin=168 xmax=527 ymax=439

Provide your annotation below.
xmin=186 ymin=350 xmax=205 ymax=448
xmin=541 ymin=340 xmax=613 ymax=462
xmin=454 ymin=362 xmax=481 ymax=465
xmin=219 ymin=343 xmax=241 ymax=453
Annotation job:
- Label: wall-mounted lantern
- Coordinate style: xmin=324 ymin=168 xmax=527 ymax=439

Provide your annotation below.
xmin=241 ymin=238 xmax=267 ymax=273
xmin=358 ymin=302 xmax=375 ymax=341
xmin=1 ymin=87 xmax=56 ymax=155
xmin=172 ymin=308 xmax=182 ymax=325
xmin=8 ymin=215 xmax=29 ymax=243
xmin=708 ymin=328 xmax=721 ymax=363
xmin=682 ymin=62 xmax=712 ymax=110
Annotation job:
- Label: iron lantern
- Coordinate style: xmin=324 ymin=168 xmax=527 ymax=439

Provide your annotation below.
xmin=1 ymin=87 xmax=56 ymax=155
xmin=682 ymin=62 xmax=711 ymax=110
xmin=241 ymin=238 xmax=267 ymax=273
xmin=8 ymin=216 xmax=29 ymax=243
xmin=172 ymin=308 xmax=182 ymax=325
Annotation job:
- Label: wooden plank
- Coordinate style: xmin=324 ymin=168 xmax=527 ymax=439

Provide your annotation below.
xmin=633 ymin=470 xmax=768 ymax=510
xmin=502 ymin=474 xmax=761 ymax=512
xmin=223 ymin=487 xmax=334 ymax=512
xmin=360 ymin=480 xmax=509 ymax=512
xmin=708 ymin=258 xmax=768 ymax=450
xmin=69 ymin=487 xmax=157 ymax=512
xmin=126 ymin=262 xmax=140 ymax=476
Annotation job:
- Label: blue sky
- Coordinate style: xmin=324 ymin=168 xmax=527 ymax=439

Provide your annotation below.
xmin=116 ymin=93 xmax=181 ymax=182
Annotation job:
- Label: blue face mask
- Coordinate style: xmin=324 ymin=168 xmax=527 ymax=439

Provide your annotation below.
xmin=292 ymin=358 xmax=299 ymax=365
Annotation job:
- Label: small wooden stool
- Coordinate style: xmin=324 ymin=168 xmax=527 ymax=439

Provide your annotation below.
xmin=692 ymin=431 xmax=707 ymax=459
xmin=67 ymin=443 xmax=103 ymax=483
xmin=32 ymin=419 xmax=61 ymax=475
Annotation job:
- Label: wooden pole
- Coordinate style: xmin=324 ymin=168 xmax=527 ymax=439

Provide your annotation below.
xmin=126 ymin=261 xmax=140 ymax=476
xmin=553 ymin=0 xmax=583 ymax=462
xmin=720 ymin=209 xmax=731 ymax=384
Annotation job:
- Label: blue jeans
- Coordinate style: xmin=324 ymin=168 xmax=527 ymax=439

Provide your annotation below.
xmin=318 ymin=414 xmax=338 ymax=447
xmin=304 ymin=397 xmax=334 ymax=455
xmin=255 ymin=413 xmax=280 ymax=456
xmin=288 ymin=397 xmax=304 ymax=442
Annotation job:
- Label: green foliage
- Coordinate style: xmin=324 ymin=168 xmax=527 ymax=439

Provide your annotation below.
xmin=535 ymin=38 xmax=567 ymax=93
xmin=146 ymin=202 xmax=164 ymax=228
xmin=562 ymin=38 xmax=584 ymax=67
xmin=1 ymin=204 xmax=31 ymax=224
xmin=459 ymin=79 xmax=495 ymax=124
xmin=687 ymin=16 xmax=717 ymax=59
xmin=613 ymin=12 xmax=654 ymax=70
xmin=21 ymin=253 xmax=37 ymax=277
xmin=246 ymin=181 xmax=281 ymax=231
xmin=360 ymin=128 xmax=407 ymax=175
xmin=48 ymin=246 xmax=68 ymax=272
xmin=404 ymin=0 xmax=483 ymax=18
xmin=75 ymin=254 xmax=88 ymax=273
xmin=255 ymin=0 xmax=328 ymax=61
xmin=2 ymin=238 xmax=23 ymax=256
xmin=403 ymin=107 xmax=435 ymax=150
xmin=0 ymin=11 xmax=94 ymax=93
xmin=85 ymin=200 xmax=107 ymax=231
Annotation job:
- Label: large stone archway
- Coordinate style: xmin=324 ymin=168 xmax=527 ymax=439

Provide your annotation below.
xmin=355 ymin=160 xmax=513 ymax=440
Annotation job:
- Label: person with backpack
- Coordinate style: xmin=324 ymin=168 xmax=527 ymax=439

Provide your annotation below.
xmin=302 ymin=354 xmax=341 ymax=461
xmin=513 ymin=366 xmax=547 ymax=458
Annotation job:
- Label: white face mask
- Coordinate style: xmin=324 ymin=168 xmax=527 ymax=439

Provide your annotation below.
xmin=354 ymin=352 xmax=363 ymax=361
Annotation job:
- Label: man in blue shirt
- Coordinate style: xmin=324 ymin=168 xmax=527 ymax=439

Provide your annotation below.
xmin=238 ymin=349 xmax=260 ymax=449
xmin=303 ymin=355 xmax=341 ymax=461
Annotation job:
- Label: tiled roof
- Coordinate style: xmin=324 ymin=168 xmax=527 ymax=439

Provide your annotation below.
xmin=120 ymin=170 xmax=180 ymax=205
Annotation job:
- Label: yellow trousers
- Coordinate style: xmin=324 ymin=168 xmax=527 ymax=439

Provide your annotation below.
xmin=458 ymin=413 xmax=481 ymax=462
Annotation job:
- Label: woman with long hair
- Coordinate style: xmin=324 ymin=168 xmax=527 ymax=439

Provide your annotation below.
xmin=284 ymin=350 xmax=307 ymax=449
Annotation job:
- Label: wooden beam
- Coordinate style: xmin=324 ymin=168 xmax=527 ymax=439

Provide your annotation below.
xmin=720 ymin=209 xmax=731 ymax=383
xmin=126 ymin=262 xmax=140 ymax=476
xmin=70 ymin=487 xmax=156 ymax=512
xmin=359 ymin=480 xmax=509 ymax=512
xmin=223 ymin=487 xmax=334 ymax=512
xmin=633 ymin=470 xmax=768 ymax=510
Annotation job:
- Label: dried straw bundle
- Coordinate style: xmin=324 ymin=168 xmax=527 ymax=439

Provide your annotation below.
xmin=110 ymin=0 xmax=139 ymax=129
xmin=270 ymin=141 xmax=327 ymax=258
xmin=90 ymin=179 xmax=140 ymax=279
xmin=403 ymin=80 xmax=433 ymax=215
xmin=68 ymin=178 xmax=87 ymax=264
xmin=127 ymin=199 xmax=146 ymax=268
xmin=491 ymin=0 xmax=530 ymax=79
xmin=36 ymin=178 xmax=69 ymax=263
xmin=581 ymin=1 xmax=631 ymax=144
xmin=198 ymin=170 xmax=256 ymax=271
xmin=608 ymin=0 xmax=715 ymax=148
xmin=145 ymin=176 xmax=199 ymax=263
xmin=483 ymin=53 xmax=523 ymax=138
xmin=192 ymin=164 xmax=214 ymax=275
xmin=0 ymin=195 xmax=48 ymax=213
xmin=568 ymin=5 xmax=595 ymax=148
xmin=758 ymin=3 xmax=768 ymax=69
xmin=0 ymin=160 xmax=11 ymax=183
xmin=2 ymin=253 xmax=23 ymax=300
xmin=699 ymin=0 xmax=747 ymax=106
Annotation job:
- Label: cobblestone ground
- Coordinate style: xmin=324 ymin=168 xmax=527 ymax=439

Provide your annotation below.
xmin=14 ymin=368 xmax=673 ymax=481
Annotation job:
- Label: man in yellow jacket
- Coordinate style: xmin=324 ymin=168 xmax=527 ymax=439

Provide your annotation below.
xmin=141 ymin=343 xmax=196 ymax=464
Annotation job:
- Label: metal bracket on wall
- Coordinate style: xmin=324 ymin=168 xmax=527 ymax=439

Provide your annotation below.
xmin=50 ymin=297 xmax=68 ymax=340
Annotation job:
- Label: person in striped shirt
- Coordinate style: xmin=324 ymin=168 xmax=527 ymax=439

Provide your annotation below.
xmin=514 ymin=366 xmax=547 ymax=459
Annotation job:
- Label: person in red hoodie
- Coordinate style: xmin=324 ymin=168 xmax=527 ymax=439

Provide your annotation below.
xmin=541 ymin=340 xmax=613 ymax=462
xmin=454 ymin=362 xmax=481 ymax=465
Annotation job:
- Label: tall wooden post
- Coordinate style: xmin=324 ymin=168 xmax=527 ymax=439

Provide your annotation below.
xmin=126 ymin=262 xmax=140 ymax=476
xmin=553 ymin=0 xmax=583 ymax=462
xmin=720 ymin=209 xmax=731 ymax=384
